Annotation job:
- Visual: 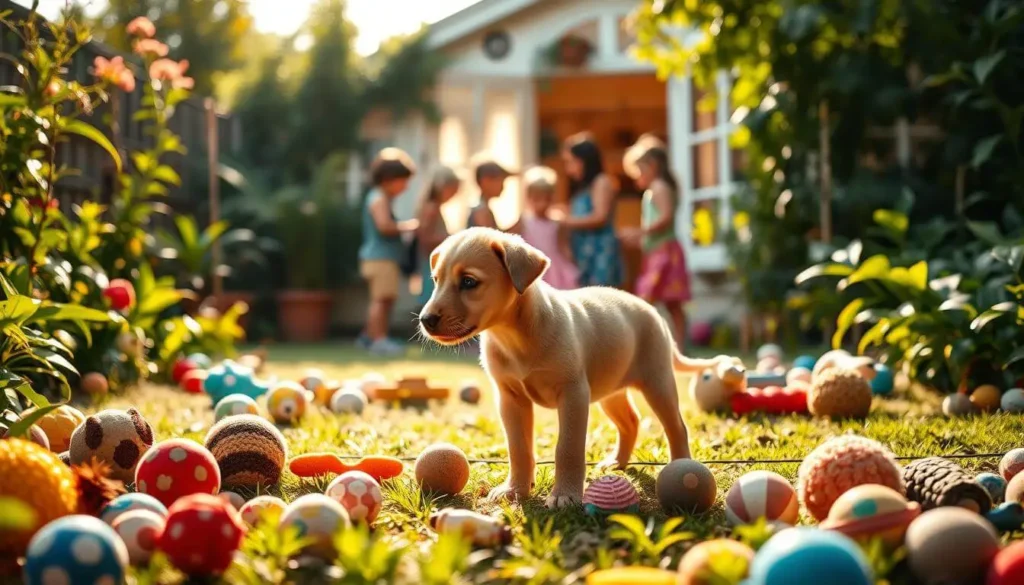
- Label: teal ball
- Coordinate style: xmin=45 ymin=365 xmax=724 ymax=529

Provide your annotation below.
xmin=793 ymin=355 xmax=817 ymax=370
xmin=746 ymin=527 xmax=873 ymax=585
xmin=977 ymin=472 xmax=1007 ymax=504
xmin=870 ymin=364 xmax=894 ymax=395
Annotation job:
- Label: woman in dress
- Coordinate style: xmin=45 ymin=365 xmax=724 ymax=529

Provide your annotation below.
xmin=559 ymin=132 xmax=622 ymax=288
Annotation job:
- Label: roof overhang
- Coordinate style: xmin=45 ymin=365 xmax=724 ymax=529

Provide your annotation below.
xmin=426 ymin=0 xmax=543 ymax=50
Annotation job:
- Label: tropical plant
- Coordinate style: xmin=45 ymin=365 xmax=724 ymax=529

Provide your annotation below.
xmin=154 ymin=215 xmax=271 ymax=292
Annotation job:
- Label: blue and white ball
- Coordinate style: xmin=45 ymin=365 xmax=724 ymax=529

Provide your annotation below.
xmin=213 ymin=394 xmax=260 ymax=422
xmin=187 ymin=353 xmax=213 ymax=370
xmin=746 ymin=527 xmax=873 ymax=585
xmin=24 ymin=515 xmax=129 ymax=585
xmin=1001 ymin=388 xmax=1024 ymax=413
xmin=111 ymin=509 xmax=165 ymax=566
xmin=870 ymin=364 xmax=895 ymax=396
xmin=977 ymin=472 xmax=1007 ymax=504
xmin=100 ymin=492 xmax=168 ymax=525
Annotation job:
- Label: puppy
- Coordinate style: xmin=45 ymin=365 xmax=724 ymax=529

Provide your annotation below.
xmin=419 ymin=227 xmax=725 ymax=507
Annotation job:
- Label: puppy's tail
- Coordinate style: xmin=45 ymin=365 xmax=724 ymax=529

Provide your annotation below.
xmin=672 ymin=349 xmax=725 ymax=373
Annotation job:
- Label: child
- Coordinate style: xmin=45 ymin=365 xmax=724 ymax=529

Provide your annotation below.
xmin=415 ymin=166 xmax=462 ymax=305
xmin=511 ymin=167 xmax=578 ymax=290
xmin=358 ymin=147 xmax=419 ymax=355
xmin=620 ymin=136 xmax=692 ymax=350
xmin=467 ymin=157 xmax=512 ymax=229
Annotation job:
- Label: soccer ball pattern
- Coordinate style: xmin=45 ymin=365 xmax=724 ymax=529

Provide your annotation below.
xmin=326 ymin=471 xmax=382 ymax=524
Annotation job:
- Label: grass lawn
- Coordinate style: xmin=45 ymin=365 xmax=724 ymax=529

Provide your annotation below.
xmin=89 ymin=344 xmax=1024 ymax=584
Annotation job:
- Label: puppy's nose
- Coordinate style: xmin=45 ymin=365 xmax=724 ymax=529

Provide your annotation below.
xmin=419 ymin=313 xmax=441 ymax=332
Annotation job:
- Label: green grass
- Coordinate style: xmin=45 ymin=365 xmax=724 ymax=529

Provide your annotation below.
xmin=91 ymin=344 xmax=1024 ymax=584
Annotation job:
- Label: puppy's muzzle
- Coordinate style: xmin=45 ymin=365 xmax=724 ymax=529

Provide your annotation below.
xmin=419 ymin=312 xmax=442 ymax=334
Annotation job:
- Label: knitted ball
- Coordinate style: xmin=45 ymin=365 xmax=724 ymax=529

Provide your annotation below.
xmin=279 ymin=493 xmax=351 ymax=560
xmin=942 ymin=393 xmax=976 ymax=417
xmin=330 ymin=388 xmax=367 ymax=415
xmin=808 ymin=368 xmax=872 ymax=418
xmin=219 ymin=491 xmax=246 ymax=510
xmin=238 ymin=495 xmax=286 ymax=527
xmin=171 ymin=358 xmax=197 ymax=384
xmin=1001 ymin=389 xmax=1024 ymax=413
xmin=135 ymin=439 xmax=221 ymax=507
xmin=326 ymin=470 xmax=383 ymax=524
xmin=23 ymin=515 xmax=128 ymax=585
xmin=204 ymin=414 xmax=288 ymax=489
xmin=583 ymin=475 xmax=640 ymax=516
xmin=158 ymin=493 xmax=245 ymax=575
xmin=0 ymin=439 xmax=78 ymax=557
xmin=1000 ymin=448 xmax=1024 ymax=481
xmin=971 ymin=385 xmax=1002 ymax=412
xmin=1007 ymin=472 xmax=1024 ymax=504
xmin=678 ymin=539 xmax=755 ymax=585
xmin=415 ymin=443 xmax=470 ymax=495
xmin=112 ymin=509 xmax=165 ymax=566
xmin=905 ymin=507 xmax=1000 ymax=585
xmin=977 ymin=472 xmax=1007 ymax=504
xmin=22 ymin=404 xmax=85 ymax=453
xmin=725 ymin=470 xmax=799 ymax=526
xmin=0 ymin=424 xmax=49 ymax=450
xmin=99 ymin=493 xmax=168 ymax=525
xmin=797 ymin=435 xmax=904 ymax=521
xmin=903 ymin=457 xmax=992 ymax=514
xmin=69 ymin=408 xmax=155 ymax=482
xmin=213 ymin=394 xmax=260 ymax=422
xmin=81 ymin=372 xmax=109 ymax=395
xmin=656 ymin=459 xmax=717 ymax=514
xmin=266 ymin=381 xmax=308 ymax=425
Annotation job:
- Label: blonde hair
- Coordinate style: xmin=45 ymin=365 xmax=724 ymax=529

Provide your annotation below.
xmin=523 ymin=166 xmax=557 ymax=194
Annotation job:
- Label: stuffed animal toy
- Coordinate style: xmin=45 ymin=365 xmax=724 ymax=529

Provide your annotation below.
xmin=689 ymin=356 xmax=746 ymax=412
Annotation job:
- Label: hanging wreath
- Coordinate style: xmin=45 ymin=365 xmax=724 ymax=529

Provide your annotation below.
xmin=542 ymin=34 xmax=594 ymax=69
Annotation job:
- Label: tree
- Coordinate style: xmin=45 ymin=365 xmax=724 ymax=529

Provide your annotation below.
xmin=363 ymin=29 xmax=448 ymax=125
xmin=92 ymin=0 xmax=254 ymax=96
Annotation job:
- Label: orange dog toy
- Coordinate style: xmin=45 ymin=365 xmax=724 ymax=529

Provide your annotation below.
xmin=288 ymin=453 xmax=405 ymax=483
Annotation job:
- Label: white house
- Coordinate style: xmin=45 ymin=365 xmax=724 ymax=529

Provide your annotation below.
xmin=372 ymin=0 xmax=744 ymax=327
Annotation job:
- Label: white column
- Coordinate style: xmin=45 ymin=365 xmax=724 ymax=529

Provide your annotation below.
xmin=518 ymin=79 xmax=538 ymax=167
xmin=470 ymin=80 xmax=486 ymax=155
xmin=598 ymin=12 xmax=618 ymax=59
xmin=714 ymin=70 xmax=733 ymax=270
xmin=346 ymin=151 xmax=362 ymax=205
xmin=668 ymin=74 xmax=693 ymax=260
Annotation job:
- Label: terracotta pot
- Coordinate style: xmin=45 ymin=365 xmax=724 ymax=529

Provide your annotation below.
xmin=276 ymin=290 xmax=334 ymax=342
xmin=205 ymin=292 xmax=256 ymax=331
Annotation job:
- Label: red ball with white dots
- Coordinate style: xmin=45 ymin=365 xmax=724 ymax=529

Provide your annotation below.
xmin=157 ymin=493 xmax=246 ymax=575
xmin=325 ymin=470 xmax=383 ymax=524
xmin=180 ymin=369 xmax=207 ymax=394
xmin=135 ymin=438 xmax=221 ymax=507
xmin=172 ymin=359 xmax=198 ymax=384
xmin=103 ymin=278 xmax=136 ymax=311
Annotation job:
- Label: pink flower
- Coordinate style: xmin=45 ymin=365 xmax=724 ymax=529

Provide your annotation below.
xmin=117 ymin=70 xmax=136 ymax=93
xmin=149 ymin=58 xmax=192 ymax=89
xmin=126 ymin=16 xmax=156 ymax=38
xmin=133 ymin=39 xmax=169 ymax=58
xmin=93 ymin=56 xmax=137 ymax=93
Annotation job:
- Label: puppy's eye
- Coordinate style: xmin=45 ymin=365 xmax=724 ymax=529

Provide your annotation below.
xmin=459 ymin=276 xmax=478 ymax=290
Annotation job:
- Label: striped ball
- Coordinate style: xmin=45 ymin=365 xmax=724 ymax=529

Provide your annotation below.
xmin=725 ymin=470 xmax=799 ymax=527
xmin=583 ymin=475 xmax=640 ymax=515
xmin=203 ymin=415 xmax=287 ymax=489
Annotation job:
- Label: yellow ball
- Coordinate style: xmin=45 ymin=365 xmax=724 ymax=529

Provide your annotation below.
xmin=266 ymin=382 xmax=308 ymax=424
xmin=0 ymin=439 xmax=78 ymax=556
xmin=970 ymin=385 xmax=1001 ymax=412
xmin=22 ymin=404 xmax=86 ymax=453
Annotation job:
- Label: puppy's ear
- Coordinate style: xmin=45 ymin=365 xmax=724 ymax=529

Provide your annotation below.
xmin=430 ymin=247 xmax=442 ymax=271
xmin=491 ymin=235 xmax=550 ymax=294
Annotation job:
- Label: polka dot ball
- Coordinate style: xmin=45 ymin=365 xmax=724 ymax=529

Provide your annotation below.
xmin=157 ymin=493 xmax=246 ymax=576
xmin=100 ymin=492 xmax=168 ymax=525
xmin=135 ymin=439 xmax=221 ymax=507
xmin=326 ymin=471 xmax=382 ymax=524
xmin=111 ymin=509 xmax=165 ymax=566
xmin=23 ymin=515 xmax=129 ymax=585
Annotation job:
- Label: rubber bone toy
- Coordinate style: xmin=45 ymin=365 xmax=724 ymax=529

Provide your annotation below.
xmin=690 ymin=356 xmax=809 ymax=415
xmin=288 ymin=453 xmax=405 ymax=484
xmin=429 ymin=508 xmax=511 ymax=547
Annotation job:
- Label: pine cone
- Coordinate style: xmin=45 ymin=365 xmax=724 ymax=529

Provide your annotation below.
xmin=903 ymin=457 xmax=991 ymax=514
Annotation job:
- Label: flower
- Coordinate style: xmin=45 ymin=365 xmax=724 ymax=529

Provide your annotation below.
xmin=92 ymin=55 xmax=136 ymax=92
xmin=126 ymin=16 xmax=156 ymax=38
xmin=149 ymin=58 xmax=193 ymax=89
xmin=117 ymin=69 xmax=136 ymax=93
xmin=133 ymin=38 xmax=169 ymax=58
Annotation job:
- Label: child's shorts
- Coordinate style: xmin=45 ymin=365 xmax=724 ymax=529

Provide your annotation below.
xmin=360 ymin=260 xmax=400 ymax=300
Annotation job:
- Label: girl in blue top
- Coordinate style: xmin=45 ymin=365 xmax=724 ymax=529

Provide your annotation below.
xmin=560 ymin=132 xmax=622 ymax=288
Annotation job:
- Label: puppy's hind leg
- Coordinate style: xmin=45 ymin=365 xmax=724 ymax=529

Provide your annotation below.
xmin=597 ymin=390 xmax=640 ymax=470
xmin=637 ymin=369 xmax=692 ymax=461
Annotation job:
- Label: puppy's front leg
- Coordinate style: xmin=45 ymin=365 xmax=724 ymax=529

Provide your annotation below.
xmin=547 ymin=381 xmax=590 ymax=508
xmin=488 ymin=386 xmax=535 ymax=502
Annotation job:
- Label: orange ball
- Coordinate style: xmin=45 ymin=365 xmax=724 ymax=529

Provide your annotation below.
xmin=678 ymin=539 xmax=755 ymax=585
xmin=414 ymin=443 xmax=470 ymax=496
xmin=971 ymin=385 xmax=1001 ymax=412
xmin=81 ymin=372 xmax=109 ymax=395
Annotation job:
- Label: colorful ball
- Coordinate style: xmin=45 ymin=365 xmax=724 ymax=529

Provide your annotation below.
xmin=213 ymin=394 xmax=260 ymax=422
xmin=238 ymin=495 xmax=286 ymax=527
xmin=725 ymin=470 xmax=799 ymax=527
xmin=279 ymin=493 xmax=351 ymax=560
xmin=869 ymin=363 xmax=894 ymax=395
xmin=757 ymin=344 xmax=783 ymax=362
xmin=943 ymin=393 xmax=976 ymax=417
xmin=797 ymin=435 xmax=904 ymax=521
xmin=158 ymin=493 xmax=245 ymax=575
xmin=172 ymin=358 xmax=198 ymax=384
xmin=988 ymin=541 xmax=1024 ymax=585
xmin=793 ymin=355 xmax=817 ymax=371
xmin=820 ymin=484 xmax=920 ymax=550
xmin=583 ymin=476 xmax=640 ymax=516
xmin=587 ymin=567 xmax=678 ymax=584
xmin=23 ymin=515 xmax=128 ymax=585
xmin=971 ymin=385 xmax=1002 ymax=412
xmin=112 ymin=509 xmax=165 ymax=565
xmin=0 ymin=439 xmax=78 ymax=557
xmin=22 ymin=404 xmax=85 ymax=453
xmin=330 ymin=388 xmax=367 ymax=415
xmin=266 ymin=381 xmax=308 ymax=425
xmin=180 ymin=369 xmax=207 ymax=394
xmin=360 ymin=372 xmax=387 ymax=398
xmin=219 ymin=491 xmax=246 ymax=510
xmin=300 ymin=369 xmax=326 ymax=394
xmin=135 ymin=439 xmax=221 ymax=507
xmin=656 ymin=459 xmax=717 ymax=514
xmin=459 ymin=382 xmax=482 ymax=404
xmin=786 ymin=367 xmax=812 ymax=386
xmin=808 ymin=368 xmax=872 ymax=418
xmin=1007 ymin=472 xmax=1024 ymax=504
xmin=1000 ymin=448 xmax=1024 ymax=481
xmin=746 ymin=528 xmax=873 ymax=585
xmin=204 ymin=414 xmax=288 ymax=489
xmin=415 ymin=443 xmax=470 ymax=496
xmin=81 ymin=372 xmax=109 ymax=395
xmin=186 ymin=353 xmax=212 ymax=369
xmin=100 ymin=493 xmax=168 ymax=525
xmin=0 ymin=424 xmax=49 ymax=450
xmin=977 ymin=472 xmax=1007 ymax=503
xmin=1001 ymin=388 xmax=1024 ymax=413
xmin=326 ymin=470 xmax=383 ymax=524
xmin=677 ymin=539 xmax=754 ymax=585
xmin=204 ymin=360 xmax=266 ymax=403
xmin=906 ymin=507 xmax=1000 ymax=585
xmin=68 ymin=408 xmax=155 ymax=482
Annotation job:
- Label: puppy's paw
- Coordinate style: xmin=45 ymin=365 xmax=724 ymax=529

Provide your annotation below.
xmin=487 ymin=482 xmax=529 ymax=503
xmin=544 ymin=488 xmax=582 ymax=509
xmin=596 ymin=455 xmax=629 ymax=471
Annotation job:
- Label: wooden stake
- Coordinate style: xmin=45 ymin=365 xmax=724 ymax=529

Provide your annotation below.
xmin=206 ymin=98 xmax=223 ymax=298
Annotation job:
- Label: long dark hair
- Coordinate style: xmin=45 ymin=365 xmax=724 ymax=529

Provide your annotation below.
xmin=564 ymin=132 xmax=604 ymax=193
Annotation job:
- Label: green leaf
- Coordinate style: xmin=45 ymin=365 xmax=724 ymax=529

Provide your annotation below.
xmin=834 ymin=299 xmax=864 ymax=349
xmin=858 ymin=319 xmax=890 ymax=355
xmin=32 ymin=303 xmax=113 ymax=324
xmin=137 ymin=288 xmax=185 ymax=317
xmin=846 ymin=255 xmax=891 ymax=286
xmin=794 ymin=263 xmax=855 ymax=285
xmin=151 ymin=165 xmax=181 ymax=186
xmin=973 ymin=50 xmax=1005 ymax=84
xmin=967 ymin=221 xmax=1004 ymax=245
xmin=63 ymin=119 xmax=121 ymax=173
xmin=971 ymin=303 xmax=1015 ymax=331
xmin=873 ymin=209 xmax=908 ymax=235
xmin=0 ymin=296 xmax=38 ymax=325
xmin=972 ymin=135 xmax=1003 ymax=169
xmin=7 ymin=375 xmax=50 ymax=409
xmin=1006 ymin=346 xmax=1024 ymax=369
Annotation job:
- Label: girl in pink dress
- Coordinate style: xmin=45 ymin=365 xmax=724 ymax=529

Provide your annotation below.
xmin=512 ymin=167 xmax=579 ymax=290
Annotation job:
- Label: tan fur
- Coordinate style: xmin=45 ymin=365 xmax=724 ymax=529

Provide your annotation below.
xmin=420 ymin=228 xmax=725 ymax=508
